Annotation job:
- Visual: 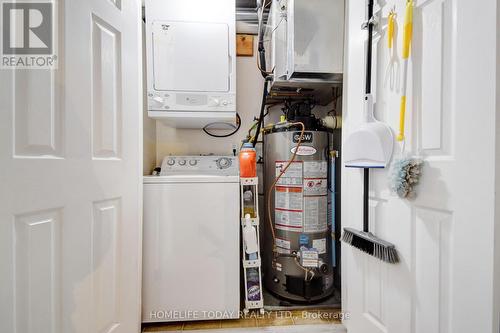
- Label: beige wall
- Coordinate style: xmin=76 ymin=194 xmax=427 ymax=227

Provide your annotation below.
xmin=143 ymin=23 xmax=157 ymax=176
xmin=153 ymin=39 xmax=264 ymax=165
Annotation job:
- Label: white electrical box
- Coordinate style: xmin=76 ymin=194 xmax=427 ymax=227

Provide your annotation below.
xmin=145 ymin=0 xmax=236 ymax=128
xmin=265 ymin=0 xmax=344 ymax=103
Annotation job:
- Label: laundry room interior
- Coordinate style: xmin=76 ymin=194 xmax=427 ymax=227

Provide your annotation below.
xmin=142 ymin=0 xmax=345 ymax=330
xmin=1 ymin=0 xmax=499 ymax=333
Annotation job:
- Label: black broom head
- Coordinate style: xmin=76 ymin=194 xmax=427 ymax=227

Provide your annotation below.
xmin=342 ymin=227 xmax=399 ymax=264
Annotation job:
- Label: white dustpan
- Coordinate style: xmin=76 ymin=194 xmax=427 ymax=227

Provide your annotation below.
xmin=344 ymin=94 xmax=393 ymax=168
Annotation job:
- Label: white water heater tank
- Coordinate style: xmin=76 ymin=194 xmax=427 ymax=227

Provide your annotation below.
xmin=145 ymin=0 xmax=236 ymax=128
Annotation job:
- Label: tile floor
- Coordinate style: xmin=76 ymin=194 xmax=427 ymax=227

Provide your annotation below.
xmin=143 ymin=325 xmax=347 ymax=333
xmin=143 ymin=308 xmax=344 ymax=332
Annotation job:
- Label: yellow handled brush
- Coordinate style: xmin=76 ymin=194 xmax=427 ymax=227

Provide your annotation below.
xmin=389 ymin=0 xmax=423 ymax=199
xmin=397 ymin=0 xmax=414 ymax=142
xmin=387 ymin=10 xmax=395 ymax=50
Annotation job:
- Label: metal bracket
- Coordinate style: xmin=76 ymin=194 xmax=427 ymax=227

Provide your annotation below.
xmin=361 ymin=16 xmax=378 ymax=30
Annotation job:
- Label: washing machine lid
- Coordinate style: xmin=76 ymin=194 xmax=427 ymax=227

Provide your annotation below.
xmin=143 ymin=175 xmax=239 ymax=184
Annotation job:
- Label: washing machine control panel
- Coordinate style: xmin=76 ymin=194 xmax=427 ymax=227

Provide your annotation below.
xmin=160 ymin=156 xmax=238 ymax=176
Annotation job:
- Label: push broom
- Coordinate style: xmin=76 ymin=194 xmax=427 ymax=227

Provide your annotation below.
xmin=342 ymin=0 xmax=399 ymax=264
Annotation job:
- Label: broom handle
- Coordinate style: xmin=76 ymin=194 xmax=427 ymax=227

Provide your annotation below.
xmin=364 ymin=169 xmax=369 ymax=232
xmin=363 ymin=0 xmax=374 ymax=233
xmin=365 ymin=0 xmax=374 ymax=95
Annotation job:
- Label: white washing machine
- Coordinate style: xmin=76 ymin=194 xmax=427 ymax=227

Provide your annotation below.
xmin=142 ymin=156 xmax=240 ymax=323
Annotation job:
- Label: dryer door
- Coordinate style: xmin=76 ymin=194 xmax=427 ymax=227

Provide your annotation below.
xmin=152 ymin=21 xmax=230 ymax=92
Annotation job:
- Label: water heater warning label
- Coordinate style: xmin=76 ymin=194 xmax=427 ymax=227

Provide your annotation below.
xmin=275 ymin=186 xmax=303 ymax=231
xmin=276 ymin=161 xmax=303 ymax=186
xmin=275 ymin=208 xmax=303 ymax=231
xmin=275 ymin=161 xmax=304 ymax=231
xmin=275 ymin=186 xmax=303 ymax=210
xmin=304 ymin=196 xmax=328 ymax=233
xmin=303 ymin=178 xmax=328 ymax=196
xmin=304 ymin=161 xmax=327 ymax=178
xmin=274 ymin=160 xmax=328 ymax=233
xmin=312 ymin=238 xmax=327 ymax=254
xmin=275 ymin=238 xmax=291 ymax=250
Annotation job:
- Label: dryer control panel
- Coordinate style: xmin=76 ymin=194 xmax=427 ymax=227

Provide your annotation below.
xmin=160 ymin=156 xmax=238 ymax=176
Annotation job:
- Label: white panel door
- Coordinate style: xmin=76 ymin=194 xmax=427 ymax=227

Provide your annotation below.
xmin=0 ymin=1 xmax=143 ymax=333
xmin=342 ymin=1 xmax=498 ymax=333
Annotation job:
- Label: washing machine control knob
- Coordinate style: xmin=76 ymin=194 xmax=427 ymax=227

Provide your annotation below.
xmin=216 ymin=157 xmax=232 ymax=169
xmin=178 ymin=159 xmax=186 ymax=166
xmin=208 ymin=98 xmax=220 ymax=107
xmin=189 ymin=159 xmax=198 ymax=166
xmin=167 ymin=159 xmax=175 ymax=166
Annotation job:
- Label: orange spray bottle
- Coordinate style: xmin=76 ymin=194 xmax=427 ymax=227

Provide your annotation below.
xmin=240 ymin=142 xmax=257 ymax=218
xmin=239 ymin=142 xmax=257 ymax=178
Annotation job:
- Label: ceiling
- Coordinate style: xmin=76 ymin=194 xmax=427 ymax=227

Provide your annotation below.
xmin=236 ymin=0 xmax=258 ymax=8
xmin=236 ymin=0 xmax=270 ymax=31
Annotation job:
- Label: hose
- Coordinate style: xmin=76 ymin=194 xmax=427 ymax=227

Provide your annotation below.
xmin=203 ymin=113 xmax=241 ymax=138
xmin=266 ymin=122 xmax=305 ymax=252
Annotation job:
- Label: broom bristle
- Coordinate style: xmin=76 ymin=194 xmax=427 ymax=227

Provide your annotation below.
xmin=342 ymin=228 xmax=399 ymax=264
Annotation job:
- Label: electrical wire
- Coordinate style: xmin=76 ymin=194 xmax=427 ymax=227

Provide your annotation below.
xmin=247 ymin=121 xmax=259 ymax=138
xmin=294 ymin=256 xmax=310 ymax=281
xmin=246 ymin=103 xmax=280 ymax=142
xmin=266 ymin=122 xmax=305 ymax=251
xmin=256 ymin=4 xmax=273 ymax=77
xmin=202 ymin=113 xmax=241 ymax=138
xmin=252 ymin=1 xmax=275 ymax=145
xmin=293 ymin=255 xmax=314 ymax=282
xmin=251 ymin=80 xmax=270 ymax=147
xmin=262 ymin=15 xmax=284 ymax=44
